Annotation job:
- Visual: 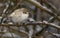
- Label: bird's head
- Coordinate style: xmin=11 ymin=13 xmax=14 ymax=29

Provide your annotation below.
xmin=20 ymin=8 xmax=29 ymax=15
xmin=9 ymin=8 xmax=30 ymax=17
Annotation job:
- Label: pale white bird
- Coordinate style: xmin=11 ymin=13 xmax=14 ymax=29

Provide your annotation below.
xmin=7 ymin=8 xmax=35 ymax=38
xmin=8 ymin=8 xmax=29 ymax=24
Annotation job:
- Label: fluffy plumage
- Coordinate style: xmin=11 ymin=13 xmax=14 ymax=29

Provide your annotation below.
xmin=8 ymin=8 xmax=29 ymax=24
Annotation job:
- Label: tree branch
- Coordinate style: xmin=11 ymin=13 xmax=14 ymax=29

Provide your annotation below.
xmin=0 ymin=21 xmax=60 ymax=29
xmin=25 ymin=0 xmax=60 ymax=21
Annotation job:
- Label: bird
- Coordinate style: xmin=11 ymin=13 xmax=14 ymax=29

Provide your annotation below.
xmin=8 ymin=8 xmax=29 ymax=25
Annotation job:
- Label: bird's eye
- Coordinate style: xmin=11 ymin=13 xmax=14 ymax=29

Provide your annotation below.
xmin=23 ymin=12 xmax=27 ymax=14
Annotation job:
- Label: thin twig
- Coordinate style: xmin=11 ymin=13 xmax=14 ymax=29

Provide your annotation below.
xmin=43 ymin=0 xmax=58 ymax=12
